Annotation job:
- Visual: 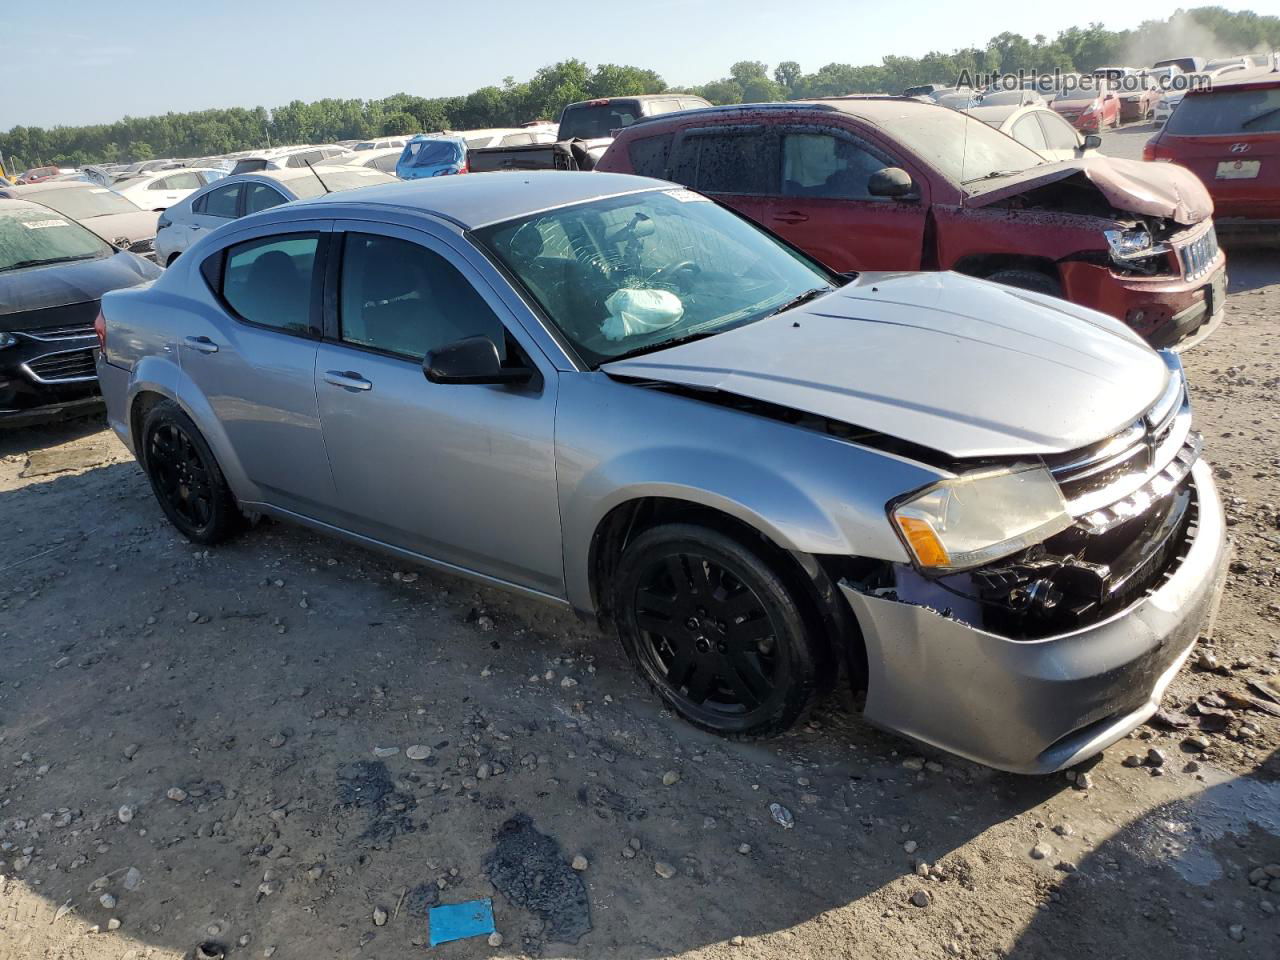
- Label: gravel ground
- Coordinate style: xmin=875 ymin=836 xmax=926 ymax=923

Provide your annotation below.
xmin=0 ymin=249 xmax=1277 ymax=960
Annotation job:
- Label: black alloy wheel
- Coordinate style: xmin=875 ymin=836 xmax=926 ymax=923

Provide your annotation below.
xmin=613 ymin=524 xmax=824 ymax=737
xmin=141 ymin=400 xmax=240 ymax=544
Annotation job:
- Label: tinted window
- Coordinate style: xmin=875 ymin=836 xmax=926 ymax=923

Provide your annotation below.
xmin=1037 ymin=112 xmax=1080 ymax=151
xmin=200 ymin=183 xmax=242 ymax=218
xmin=338 ymin=233 xmax=506 ymax=361
xmin=371 ymin=154 xmax=399 ymax=174
xmin=286 ymin=151 xmax=324 ymax=168
xmin=1010 ymin=115 xmax=1049 ymax=152
xmin=221 ymin=234 xmax=319 ymax=333
xmin=781 ymin=132 xmax=888 ymax=199
xmin=671 ymin=130 xmax=774 ymax=194
xmin=231 ymin=159 xmax=269 ymax=174
xmin=1165 ymin=87 xmax=1280 ymax=135
xmin=628 ymin=134 xmax=673 ymax=178
xmin=244 ymin=183 xmax=288 ymax=213
xmin=559 ymin=102 xmax=640 ymax=139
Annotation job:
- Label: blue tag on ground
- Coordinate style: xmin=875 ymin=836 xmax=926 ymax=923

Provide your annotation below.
xmin=428 ymin=898 xmax=495 ymax=947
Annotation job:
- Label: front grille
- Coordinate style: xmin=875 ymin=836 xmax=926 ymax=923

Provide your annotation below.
xmin=18 ymin=322 xmax=97 ymax=341
xmin=1046 ymin=355 xmax=1196 ymax=533
xmin=1177 ymin=225 xmax=1219 ymax=281
xmin=23 ymin=348 xmax=98 ymax=384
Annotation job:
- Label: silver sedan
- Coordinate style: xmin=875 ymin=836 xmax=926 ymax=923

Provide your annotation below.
xmin=95 ymin=172 xmax=1227 ymax=773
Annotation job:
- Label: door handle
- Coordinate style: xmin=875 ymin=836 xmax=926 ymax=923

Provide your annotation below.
xmin=323 ymin=370 xmax=372 ymax=391
xmin=773 ymin=211 xmax=809 ymax=224
xmin=184 ymin=335 xmax=219 ymax=354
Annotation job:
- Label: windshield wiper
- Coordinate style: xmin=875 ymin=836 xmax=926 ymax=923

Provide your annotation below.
xmin=765 ymin=286 xmax=832 ymax=317
xmin=604 ymin=330 xmax=723 ymax=364
xmin=961 ymin=169 xmax=1027 ymax=185
xmin=0 ymin=254 xmax=100 ymax=273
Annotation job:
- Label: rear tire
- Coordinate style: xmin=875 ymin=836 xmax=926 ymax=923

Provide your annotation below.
xmin=985 ymin=268 xmax=1064 ymax=299
xmin=611 ymin=523 xmax=825 ymax=738
xmin=140 ymin=400 xmax=241 ymax=544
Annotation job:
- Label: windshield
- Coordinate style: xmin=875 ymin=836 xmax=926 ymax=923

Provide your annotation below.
xmin=890 ymin=107 xmax=1044 ymax=186
xmin=0 ymin=206 xmax=113 ymax=272
xmin=558 ymin=102 xmax=640 ymax=140
xmin=474 ymin=188 xmax=835 ymax=368
xmin=1165 ymin=87 xmax=1280 ymax=135
xmin=1056 ymin=87 xmax=1100 ymax=101
xmin=979 ymin=90 xmax=1025 ymax=106
xmin=29 ymin=187 xmax=141 ymax=219
xmin=401 ymin=139 xmax=464 ymax=168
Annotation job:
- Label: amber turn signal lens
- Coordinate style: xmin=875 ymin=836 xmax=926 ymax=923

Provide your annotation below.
xmin=893 ymin=516 xmax=950 ymax=568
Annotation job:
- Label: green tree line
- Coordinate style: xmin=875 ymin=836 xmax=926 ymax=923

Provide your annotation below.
xmin=3 ymin=6 xmax=1276 ymax=170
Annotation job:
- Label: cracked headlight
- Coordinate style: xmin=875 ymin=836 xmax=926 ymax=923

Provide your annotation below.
xmin=0 ymin=331 xmax=17 ymax=349
xmin=1104 ymin=227 xmax=1170 ymax=262
xmin=890 ymin=466 xmax=1073 ymax=572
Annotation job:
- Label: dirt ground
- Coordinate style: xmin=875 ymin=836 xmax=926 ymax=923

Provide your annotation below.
xmin=1 ymin=247 xmax=1278 ymax=960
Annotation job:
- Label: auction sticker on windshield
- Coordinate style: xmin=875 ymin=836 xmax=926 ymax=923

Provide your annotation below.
xmin=21 ymin=219 xmax=71 ymax=229
xmin=664 ymin=188 xmax=711 ymax=203
xmin=1216 ymin=160 xmax=1261 ymax=180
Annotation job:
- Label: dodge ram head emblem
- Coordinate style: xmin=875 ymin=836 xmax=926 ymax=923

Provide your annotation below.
xmin=1229 ymin=143 xmax=1251 ymax=154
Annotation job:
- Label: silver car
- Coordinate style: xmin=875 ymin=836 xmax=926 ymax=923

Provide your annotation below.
xmin=95 ymin=172 xmax=1227 ymax=774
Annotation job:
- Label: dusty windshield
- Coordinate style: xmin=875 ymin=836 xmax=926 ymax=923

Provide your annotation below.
xmin=475 ymin=188 xmax=835 ymax=367
xmin=891 ymin=106 xmax=1045 ymax=187
xmin=0 ymin=206 xmax=113 ymax=272
xmin=29 ymin=187 xmax=141 ymax=219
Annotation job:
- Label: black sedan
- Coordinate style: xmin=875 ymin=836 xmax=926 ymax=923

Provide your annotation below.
xmin=1 ymin=198 xmax=160 ymax=427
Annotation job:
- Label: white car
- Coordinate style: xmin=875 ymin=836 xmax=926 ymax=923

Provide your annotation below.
xmin=112 ymin=168 xmax=227 ymax=211
xmin=229 ymin=145 xmax=348 ymax=175
xmin=353 ymin=136 xmax=418 ymax=151
xmin=153 ymin=165 xmax=396 ymax=265
xmin=448 ymin=127 xmax=559 ymax=149
xmin=327 ymin=147 xmax=403 ymax=175
xmin=962 ymin=104 xmax=1100 ymax=162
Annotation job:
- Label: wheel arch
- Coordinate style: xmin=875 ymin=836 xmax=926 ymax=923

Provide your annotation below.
xmin=951 ymin=252 xmax=1062 ymax=282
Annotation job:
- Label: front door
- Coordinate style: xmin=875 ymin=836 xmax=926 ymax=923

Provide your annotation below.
xmin=312 ymin=223 xmax=563 ymax=597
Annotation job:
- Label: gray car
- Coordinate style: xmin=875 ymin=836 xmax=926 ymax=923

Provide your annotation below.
xmin=95 ymin=172 xmax=1227 ymax=774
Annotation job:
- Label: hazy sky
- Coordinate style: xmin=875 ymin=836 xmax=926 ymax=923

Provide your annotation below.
xmin=2 ymin=1 xmax=1274 ymax=129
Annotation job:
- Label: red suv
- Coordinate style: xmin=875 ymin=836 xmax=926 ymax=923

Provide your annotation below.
xmin=1144 ymin=71 xmax=1279 ymax=242
xmin=597 ymin=98 xmax=1226 ymax=347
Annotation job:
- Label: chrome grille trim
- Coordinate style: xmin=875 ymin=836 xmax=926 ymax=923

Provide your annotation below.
xmin=18 ymin=323 xmax=97 ymax=342
xmin=1075 ymin=433 xmax=1202 ymax=535
xmin=1177 ymin=224 xmax=1219 ymax=282
xmin=21 ymin=347 xmax=98 ymax=384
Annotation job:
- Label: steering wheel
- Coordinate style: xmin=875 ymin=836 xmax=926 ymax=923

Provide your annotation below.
xmin=646 ymin=259 xmax=701 ymax=288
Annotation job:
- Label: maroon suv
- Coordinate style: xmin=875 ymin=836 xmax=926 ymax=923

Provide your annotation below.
xmin=596 ymin=98 xmax=1227 ymax=347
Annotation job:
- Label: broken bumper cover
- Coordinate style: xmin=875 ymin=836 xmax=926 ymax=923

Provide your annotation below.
xmin=841 ymin=459 xmax=1227 ymax=775
xmin=1059 ymin=258 xmax=1226 ymax=349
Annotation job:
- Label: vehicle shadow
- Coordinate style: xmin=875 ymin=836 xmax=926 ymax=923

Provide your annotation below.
xmin=1007 ymin=748 xmax=1280 ymax=959
xmin=0 ymin=457 xmax=1075 ymax=959
xmin=1224 ymin=249 xmax=1280 ymax=295
xmin=0 ymin=410 xmax=109 ymax=459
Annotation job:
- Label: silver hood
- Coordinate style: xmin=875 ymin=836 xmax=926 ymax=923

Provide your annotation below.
xmin=602 ymin=271 xmax=1169 ymax=460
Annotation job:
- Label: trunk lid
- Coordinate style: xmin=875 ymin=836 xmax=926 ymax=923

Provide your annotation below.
xmin=602 ymin=271 xmax=1168 ymax=461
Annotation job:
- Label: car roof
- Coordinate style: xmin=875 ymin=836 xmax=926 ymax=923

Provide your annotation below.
xmin=1190 ymin=65 xmax=1280 ymax=93
xmin=0 ymin=180 xmax=99 ymax=195
xmin=290 ymin=170 xmax=665 ymax=229
xmin=623 ymin=96 xmax=952 ymax=133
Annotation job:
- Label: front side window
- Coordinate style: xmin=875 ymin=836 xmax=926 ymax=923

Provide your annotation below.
xmin=338 ymin=233 xmax=507 ymax=361
xmin=0 ymin=206 xmax=113 ymax=272
xmin=670 ymin=130 xmax=774 ymax=195
xmin=475 ymin=188 xmax=835 ymax=367
xmin=1037 ymin=112 xmax=1080 ymax=151
xmin=1010 ymin=115 xmax=1049 ymax=152
xmin=781 ymin=132 xmax=890 ymax=199
xmin=221 ymin=233 xmax=319 ymax=334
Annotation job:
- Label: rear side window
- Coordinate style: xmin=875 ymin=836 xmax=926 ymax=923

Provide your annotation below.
xmin=1165 ymin=87 xmax=1280 ymax=135
xmin=780 ymin=132 xmax=888 ymax=199
xmin=338 ymin=233 xmax=507 ymax=361
xmin=286 ymin=151 xmax=324 ymax=168
xmin=198 ymin=183 xmax=241 ymax=218
xmin=670 ymin=129 xmax=775 ymax=195
xmin=1010 ymin=115 xmax=1049 ymax=152
xmin=220 ymin=233 xmax=320 ymax=334
xmin=628 ymin=134 xmax=673 ymax=178
xmin=244 ymin=184 xmax=288 ymax=214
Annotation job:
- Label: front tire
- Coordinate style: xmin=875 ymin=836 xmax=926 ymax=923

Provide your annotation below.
xmin=985 ymin=268 xmax=1064 ymax=299
xmin=611 ymin=523 xmax=824 ymax=738
xmin=140 ymin=400 xmax=241 ymax=544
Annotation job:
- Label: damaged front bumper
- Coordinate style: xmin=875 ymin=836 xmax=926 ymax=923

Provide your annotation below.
xmin=841 ymin=458 xmax=1227 ymax=775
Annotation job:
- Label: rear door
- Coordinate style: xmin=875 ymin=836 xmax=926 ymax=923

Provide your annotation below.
xmin=1159 ymin=84 xmax=1280 ymax=220
xmin=666 ymin=124 xmax=779 ymax=237
xmin=182 ymin=223 xmax=337 ymax=515
xmin=312 ymin=222 xmax=562 ymax=595
xmin=767 ymin=124 xmax=929 ymax=271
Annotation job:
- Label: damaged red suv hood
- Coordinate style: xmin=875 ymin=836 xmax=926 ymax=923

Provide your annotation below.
xmin=964 ymin=156 xmax=1213 ymax=225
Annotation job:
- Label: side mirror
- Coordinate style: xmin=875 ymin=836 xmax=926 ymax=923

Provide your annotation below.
xmin=1081 ymin=134 xmax=1103 ymax=151
xmin=423 ymin=335 xmax=533 ymax=385
xmin=868 ymin=166 xmax=917 ymax=199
